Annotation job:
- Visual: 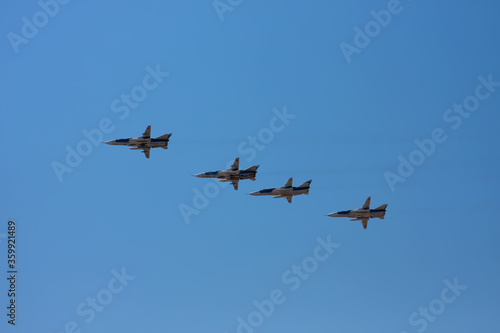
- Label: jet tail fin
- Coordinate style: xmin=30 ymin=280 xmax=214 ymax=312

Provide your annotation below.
xmin=373 ymin=204 xmax=388 ymax=211
xmin=298 ymin=179 xmax=312 ymax=188
xmin=156 ymin=133 xmax=172 ymax=140
xmin=244 ymin=165 xmax=259 ymax=172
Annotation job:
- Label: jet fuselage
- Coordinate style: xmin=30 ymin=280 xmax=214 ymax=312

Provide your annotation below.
xmin=250 ymin=186 xmax=309 ymax=197
xmin=328 ymin=208 xmax=386 ymax=219
xmin=250 ymin=179 xmax=312 ymax=203
xmin=104 ymin=126 xmax=171 ymax=158
xmin=195 ymin=169 xmax=257 ymax=180
xmin=327 ymin=197 xmax=387 ymax=229
xmin=105 ymin=137 xmax=170 ymax=148
xmin=194 ymin=159 xmax=259 ymax=190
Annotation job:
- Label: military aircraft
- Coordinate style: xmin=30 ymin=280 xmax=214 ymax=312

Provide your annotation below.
xmin=250 ymin=178 xmax=311 ymax=203
xmin=327 ymin=197 xmax=387 ymax=229
xmin=194 ymin=158 xmax=259 ymax=190
xmin=104 ymin=125 xmax=171 ymax=158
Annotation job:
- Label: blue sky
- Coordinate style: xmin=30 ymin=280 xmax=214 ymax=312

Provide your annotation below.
xmin=1 ymin=1 xmax=500 ymax=332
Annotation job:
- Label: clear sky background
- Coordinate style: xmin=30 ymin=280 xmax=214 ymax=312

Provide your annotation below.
xmin=1 ymin=1 xmax=500 ymax=332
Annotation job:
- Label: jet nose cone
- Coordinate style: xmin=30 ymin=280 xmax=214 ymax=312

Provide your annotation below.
xmin=104 ymin=140 xmax=115 ymax=145
xmin=194 ymin=173 xmax=205 ymax=178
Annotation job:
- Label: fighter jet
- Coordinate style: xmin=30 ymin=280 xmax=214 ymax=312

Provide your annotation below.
xmin=250 ymin=178 xmax=311 ymax=203
xmin=104 ymin=125 xmax=171 ymax=158
xmin=194 ymin=158 xmax=259 ymax=190
xmin=327 ymin=197 xmax=387 ymax=229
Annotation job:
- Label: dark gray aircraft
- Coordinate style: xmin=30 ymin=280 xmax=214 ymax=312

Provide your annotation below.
xmin=250 ymin=178 xmax=311 ymax=203
xmin=195 ymin=158 xmax=259 ymax=190
xmin=104 ymin=125 xmax=171 ymax=158
xmin=327 ymin=197 xmax=387 ymax=229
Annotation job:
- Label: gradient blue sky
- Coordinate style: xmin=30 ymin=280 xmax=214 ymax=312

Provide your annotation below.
xmin=1 ymin=1 xmax=500 ymax=332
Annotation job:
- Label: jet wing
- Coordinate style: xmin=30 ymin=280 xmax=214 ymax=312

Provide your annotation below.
xmin=142 ymin=125 xmax=151 ymax=139
xmin=231 ymin=179 xmax=239 ymax=191
xmin=362 ymin=197 xmax=371 ymax=210
xmin=351 ymin=218 xmax=369 ymax=229
xmin=273 ymin=195 xmax=293 ymax=203
xmin=231 ymin=157 xmax=239 ymax=171
xmin=142 ymin=147 xmax=150 ymax=159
